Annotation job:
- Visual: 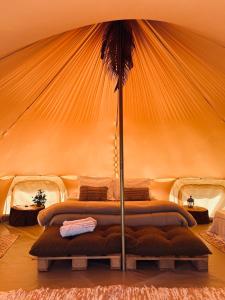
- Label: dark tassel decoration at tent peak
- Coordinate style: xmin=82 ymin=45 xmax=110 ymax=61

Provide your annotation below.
xmin=101 ymin=20 xmax=135 ymax=91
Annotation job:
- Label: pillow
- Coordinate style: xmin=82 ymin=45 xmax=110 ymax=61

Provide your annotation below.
xmin=150 ymin=179 xmax=175 ymax=201
xmin=78 ymin=176 xmax=114 ymax=200
xmin=61 ymin=176 xmax=79 ymax=199
xmin=124 ymin=187 xmax=150 ymax=201
xmin=79 ymin=186 xmax=108 ymax=201
xmin=114 ymin=178 xmax=151 ymax=200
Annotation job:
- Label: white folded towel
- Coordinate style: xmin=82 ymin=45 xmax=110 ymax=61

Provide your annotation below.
xmin=63 ymin=217 xmax=97 ymax=227
xmin=60 ymin=217 xmax=97 ymax=238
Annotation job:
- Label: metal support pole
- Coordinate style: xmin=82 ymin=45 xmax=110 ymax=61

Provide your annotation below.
xmin=118 ymin=77 xmax=126 ymax=271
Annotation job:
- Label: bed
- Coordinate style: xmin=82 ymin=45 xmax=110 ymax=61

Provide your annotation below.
xmin=30 ymin=200 xmax=210 ymax=271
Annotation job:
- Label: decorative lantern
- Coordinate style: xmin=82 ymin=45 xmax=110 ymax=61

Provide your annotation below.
xmin=187 ymin=195 xmax=194 ymax=208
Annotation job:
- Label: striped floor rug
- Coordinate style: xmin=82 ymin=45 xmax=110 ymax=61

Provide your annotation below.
xmin=0 ymin=234 xmax=18 ymax=258
xmin=0 ymin=286 xmax=225 ymax=300
xmin=200 ymin=231 xmax=225 ymax=253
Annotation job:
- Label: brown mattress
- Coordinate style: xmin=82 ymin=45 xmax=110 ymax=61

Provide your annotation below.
xmin=30 ymin=225 xmax=210 ymax=257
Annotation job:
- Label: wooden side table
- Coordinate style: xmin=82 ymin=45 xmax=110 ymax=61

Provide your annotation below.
xmin=9 ymin=205 xmax=44 ymax=226
xmin=183 ymin=205 xmax=210 ymax=225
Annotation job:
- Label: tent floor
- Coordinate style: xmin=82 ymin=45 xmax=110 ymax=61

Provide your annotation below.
xmin=0 ymin=223 xmax=225 ymax=291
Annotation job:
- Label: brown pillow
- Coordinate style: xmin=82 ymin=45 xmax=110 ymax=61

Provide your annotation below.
xmin=79 ymin=185 xmax=108 ymax=201
xmin=124 ymin=187 xmax=150 ymax=201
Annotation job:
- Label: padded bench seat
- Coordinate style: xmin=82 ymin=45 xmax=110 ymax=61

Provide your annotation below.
xmin=30 ymin=225 xmax=121 ymax=257
xmin=30 ymin=224 xmax=210 ymax=258
xmin=126 ymin=225 xmax=210 ymax=256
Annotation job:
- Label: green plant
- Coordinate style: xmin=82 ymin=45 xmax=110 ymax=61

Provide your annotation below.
xmin=32 ymin=189 xmax=47 ymax=207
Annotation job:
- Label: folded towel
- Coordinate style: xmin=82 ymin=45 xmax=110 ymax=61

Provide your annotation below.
xmin=63 ymin=217 xmax=97 ymax=227
xmin=60 ymin=217 xmax=97 ymax=237
xmin=60 ymin=223 xmax=95 ymax=237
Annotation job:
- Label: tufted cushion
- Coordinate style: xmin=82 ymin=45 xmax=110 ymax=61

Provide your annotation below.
xmin=30 ymin=225 xmax=122 ymax=256
xmin=30 ymin=226 xmax=70 ymax=257
xmin=127 ymin=225 xmax=211 ymax=256
xmin=30 ymin=225 xmax=210 ymax=257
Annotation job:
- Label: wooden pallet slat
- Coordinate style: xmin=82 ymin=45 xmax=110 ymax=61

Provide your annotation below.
xmin=192 ymin=259 xmax=208 ymax=271
xmin=126 ymin=256 xmax=136 ymax=270
xmin=158 ymin=259 xmax=175 ymax=270
xmin=72 ymin=257 xmax=88 ymax=270
xmin=110 ymin=255 xmax=121 ymax=270
xmin=36 ymin=254 xmax=208 ymax=272
xmin=35 ymin=254 xmax=121 ymax=272
xmin=38 ymin=258 xmax=50 ymax=272
xmin=126 ymin=255 xmax=208 ymax=271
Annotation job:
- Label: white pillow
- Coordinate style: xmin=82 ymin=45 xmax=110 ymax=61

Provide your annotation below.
xmin=150 ymin=178 xmax=176 ymax=201
xmin=61 ymin=175 xmax=79 ymax=199
xmin=114 ymin=178 xmax=151 ymax=200
xmin=78 ymin=176 xmax=114 ymax=200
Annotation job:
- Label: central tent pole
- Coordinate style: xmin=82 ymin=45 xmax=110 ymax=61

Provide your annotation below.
xmin=119 ymin=76 xmax=126 ymax=271
xmin=118 ymin=23 xmax=126 ymax=271
xmin=101 ymin=20 xmax=135 ymax=271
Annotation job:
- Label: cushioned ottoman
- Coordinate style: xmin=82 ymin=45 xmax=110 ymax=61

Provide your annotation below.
xmin=125 ymin=225 xmax=210 ymax=256
xmin=30 ymin=225 xmax=123 ymax=257
xmin=30 ymin=225 xmax=122 ymax=271
xmin=30 ymin=225 xmax=210 ymax=271
xmin=125 ymin=225 xmax=210 ymax=271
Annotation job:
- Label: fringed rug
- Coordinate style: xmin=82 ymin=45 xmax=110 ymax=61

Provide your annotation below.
xmin=0 ymin=234 xmax=18 ymax=258
xmin=0 ymin=286 xmax=225 ymax=300
xmin=200 ymin=231 xmax=225 ymax=253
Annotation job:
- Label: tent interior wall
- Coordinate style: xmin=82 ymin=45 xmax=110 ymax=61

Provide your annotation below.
xmin=0 ymin=19 xmax=225 ymax=214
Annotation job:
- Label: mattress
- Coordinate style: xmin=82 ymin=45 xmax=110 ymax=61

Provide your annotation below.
xmin=30 ymin=225 xmax=210 ymax=257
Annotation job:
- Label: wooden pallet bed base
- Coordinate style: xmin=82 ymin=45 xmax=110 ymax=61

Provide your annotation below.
xmin=36 ymin=254 xmax=121 ymax=271
xmin=126 ymin=255 xmax=209 ymax=271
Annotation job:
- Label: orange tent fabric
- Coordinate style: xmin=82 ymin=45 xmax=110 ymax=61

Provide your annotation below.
xmin=0 ymin=20 xmax=224 ymax=178
xmin=0 ymin=177 xmax=14 ymax=214
xmin=1 ymin=0 xmax=225 ymax=57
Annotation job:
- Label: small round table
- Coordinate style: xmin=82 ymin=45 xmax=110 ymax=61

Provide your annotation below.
xmin=183 ymin=205 xmax=210 ymax=224
xmin=9 ymin=205 xmax=44 ymax=226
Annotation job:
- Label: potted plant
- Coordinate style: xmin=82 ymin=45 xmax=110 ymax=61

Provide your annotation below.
xmin=32 ymin=189 xmax=47 ymax=207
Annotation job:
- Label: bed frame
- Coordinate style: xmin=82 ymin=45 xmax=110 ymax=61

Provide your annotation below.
xmin=37 ymin=254 xmax=121 ymax=271
xmin=126 ymin=254 xmax=209 ymax=271
xmin=36 ymin=254 xmax=208 ymax=272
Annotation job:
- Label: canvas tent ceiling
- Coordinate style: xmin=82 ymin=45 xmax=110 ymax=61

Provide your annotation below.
xmin=0 ymin=20 xmax=225 ymax=178
xmin=1 ymin=0 xmax=225 ymax=58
